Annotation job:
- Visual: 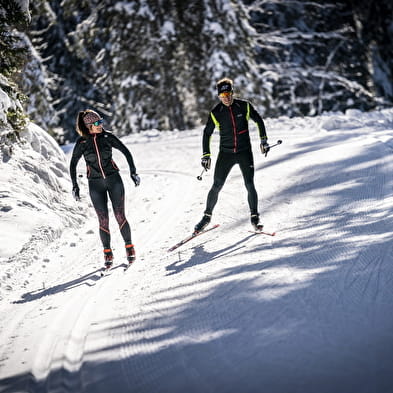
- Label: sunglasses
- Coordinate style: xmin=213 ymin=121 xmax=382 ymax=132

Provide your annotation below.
xmin=90 ymin=119 xmax=104 ymax=126
xmin=218 ymin=91 xmax=232 ymax=98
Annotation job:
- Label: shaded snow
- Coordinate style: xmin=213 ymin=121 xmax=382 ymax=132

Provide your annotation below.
xmin=1 ymin=108 xmax=393 ymax=392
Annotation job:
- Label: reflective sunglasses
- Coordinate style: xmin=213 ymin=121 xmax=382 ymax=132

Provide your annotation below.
xmin=218 ymin=91 xmax=232 ymax=98
xmin=90 ymin=119 xmax=104 ymax=126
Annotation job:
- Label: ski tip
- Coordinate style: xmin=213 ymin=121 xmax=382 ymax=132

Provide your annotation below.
xmin=124 ymin=262 xmax=134 ymax=271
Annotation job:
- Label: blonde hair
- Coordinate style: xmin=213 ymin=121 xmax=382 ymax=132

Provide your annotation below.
xmin=216 ymin=77 xmax=234 ymax=88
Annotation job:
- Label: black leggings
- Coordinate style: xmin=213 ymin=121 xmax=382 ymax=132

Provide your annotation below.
xmin=205 ymin=149 xmax=258 ymax=215
xmin=88 ymin=173 xmax=131 ymax=249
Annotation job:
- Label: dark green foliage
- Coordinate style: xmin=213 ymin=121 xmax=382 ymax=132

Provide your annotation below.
xmin=0 ymin=0 xmax=29 ymax=78
xmin=0 ymin=1 xmax=30 ymax=138
xmin=6 ymin=107 xmax=28 ymax=131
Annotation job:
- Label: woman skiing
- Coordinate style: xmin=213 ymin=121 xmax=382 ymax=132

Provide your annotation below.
xmin=69 ymin=109 xmax=140 ymax=269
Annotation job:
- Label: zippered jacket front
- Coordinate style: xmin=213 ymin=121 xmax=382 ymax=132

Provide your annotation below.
xmin=202 ymin=99 xmax=267 ymax=155
xmin=70 ymin=130 xmax=136 ymax=188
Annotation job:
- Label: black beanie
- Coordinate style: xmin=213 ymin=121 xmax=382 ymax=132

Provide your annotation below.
xmin=217 ymin=80 xmax=233 ymax=95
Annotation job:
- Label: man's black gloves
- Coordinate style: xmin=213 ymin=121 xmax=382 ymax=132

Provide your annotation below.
xmin=201 ymin=155 xmax=211 ymax=170
xmin=260 ymin=141 xmax=270 ymax=156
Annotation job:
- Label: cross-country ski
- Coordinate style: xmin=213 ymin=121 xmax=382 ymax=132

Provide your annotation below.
xmin=167 ymin=224 xmax=220 ymax=252
xmin=249 ymin=229 xmax=276 ymax=236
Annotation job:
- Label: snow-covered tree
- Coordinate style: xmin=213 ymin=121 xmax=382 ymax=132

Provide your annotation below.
xmin=0 ymin=0 xmax=30 ymax=140
xmin=18 ymin=0 xmax=393 ymax=142
xmin=246 ymin=0 xmax=378 ymax=116
xmin=27 ymin=0 xmax=266 ymax=141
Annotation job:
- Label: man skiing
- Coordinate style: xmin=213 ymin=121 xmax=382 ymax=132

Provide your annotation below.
xmin=194 ymin=77 xmax=269 ymax=233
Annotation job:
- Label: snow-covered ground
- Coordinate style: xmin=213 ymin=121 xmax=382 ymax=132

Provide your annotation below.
xmin=1 ymin=108 xmax=393 ymax=392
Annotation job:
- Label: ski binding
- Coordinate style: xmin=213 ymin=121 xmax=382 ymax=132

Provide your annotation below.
xmin=249 ymin=229 xmax=276 ymax=236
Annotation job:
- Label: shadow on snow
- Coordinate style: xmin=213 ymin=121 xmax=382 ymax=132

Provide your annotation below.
xmin=2 ymin=129 xmax=393 ymax=392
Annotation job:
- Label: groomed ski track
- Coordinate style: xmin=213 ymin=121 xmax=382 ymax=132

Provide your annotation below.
xmin=1 ymin=116 xmax=393 ymax=393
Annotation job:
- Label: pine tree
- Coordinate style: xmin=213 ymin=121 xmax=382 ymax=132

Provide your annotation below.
xmin=0 ymin=0 xmax=29 ymax=134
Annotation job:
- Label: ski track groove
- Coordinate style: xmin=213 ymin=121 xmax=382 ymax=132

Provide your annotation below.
xmin=2 ymin=127 xmax=393 ymax=392
xmin=273 ymin=135 xmax=392 ymax=357
xmin=0 ymin=225 xmax=103 ymax=391
xmin=70 ymin=159 xmax=199 ymax=390
xmin=32 ymin=258 xmax=105 ymax=391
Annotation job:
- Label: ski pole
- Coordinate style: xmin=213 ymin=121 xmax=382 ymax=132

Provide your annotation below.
xmin=264 ymin=139 xmax=282 ymax=157
xmin=270 ymin=139 xmax=282 ymax=149
xmin=197 ymin=169 xmax=206 ymax=181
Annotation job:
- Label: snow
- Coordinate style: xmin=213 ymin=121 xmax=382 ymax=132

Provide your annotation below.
xmin=1 ymin=108 xmax=393 ymax=392
xmin=113 ymin=2 xmax=136 ymax=16
xmin=0 ymin=80 xmax=20 ymax=125
xmin=0 ymin=123 xmax=86 ymax=260
xmin=161 ymin=21 xmax=176 ymax=39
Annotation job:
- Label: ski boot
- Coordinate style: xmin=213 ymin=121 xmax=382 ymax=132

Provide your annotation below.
xmin=125 ymin=243 xmax=136 ymax=264
xmin=251 ymin=214 xmax=264 ymax=232
xmin=194 ymin=213 xmax=212 ymax=234
xmin=104 ymin=248 xmax=114 ymax=267
xmin=101 ymin=248 xmax=114 ymax=276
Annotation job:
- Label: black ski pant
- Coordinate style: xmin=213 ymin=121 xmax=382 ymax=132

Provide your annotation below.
xmin=88 ymin=173 xmax=131 ymax=249
xmin=205 ymin=149 xmax=258 ymax=216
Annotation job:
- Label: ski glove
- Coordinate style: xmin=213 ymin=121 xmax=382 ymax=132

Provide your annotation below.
xmin=72 ymin=186 xmax=80 ymax=201
xmin=260 ymin=141 xmax=270 ymax=156
xmin=131 ymin=173 xmax=140 ymax=187
xmin=201 ymin=156 xmax=211 ymax=170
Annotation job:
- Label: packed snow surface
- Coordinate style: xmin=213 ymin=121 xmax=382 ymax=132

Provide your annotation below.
xmin=1 ymin=108 xmax=393 ymax=392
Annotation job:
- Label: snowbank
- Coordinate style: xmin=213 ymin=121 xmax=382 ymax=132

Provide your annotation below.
xmin=0 ymin=122 xmax=87 ymax=262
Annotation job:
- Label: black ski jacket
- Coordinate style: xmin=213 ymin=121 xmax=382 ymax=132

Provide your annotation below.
xmin=202 ymin=99 xmax=267 ymax=155
xmin=69 ymin=130 xmax=136 ymax=188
